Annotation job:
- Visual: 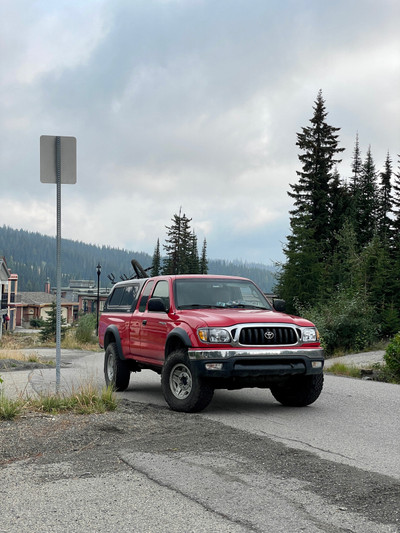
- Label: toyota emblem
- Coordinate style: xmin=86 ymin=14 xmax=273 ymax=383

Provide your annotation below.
xmin=264 ymin=330 xmax=274 ymax=340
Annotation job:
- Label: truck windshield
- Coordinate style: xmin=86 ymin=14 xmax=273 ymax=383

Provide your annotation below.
xmin=174 ymin=279 xmax=272 ymax=310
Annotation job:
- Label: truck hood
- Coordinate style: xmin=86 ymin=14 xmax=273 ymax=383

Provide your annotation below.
xmin=176 ymin=308 xmax=316 ymax=329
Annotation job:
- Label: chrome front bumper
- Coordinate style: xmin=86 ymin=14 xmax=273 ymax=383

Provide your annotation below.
xmin=188 ymin=347 xmax=324 ymax=360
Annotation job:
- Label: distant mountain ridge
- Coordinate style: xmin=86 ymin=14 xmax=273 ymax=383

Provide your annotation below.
xmin=0 ymin=225 xmax=276 ymax=292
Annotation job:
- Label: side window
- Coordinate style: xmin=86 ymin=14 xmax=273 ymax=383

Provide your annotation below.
xmin=120 ymin=285 xmax=138 ymax=307
xmin=152 ymin=280 xmax=170 ymax=311
xmin=106 ymin=284 xmax=139 ymax=311
xmin=139 ymin=281 xmax=155 ymax=312
xmin=108 ymin=287 xmax=124 ymax=307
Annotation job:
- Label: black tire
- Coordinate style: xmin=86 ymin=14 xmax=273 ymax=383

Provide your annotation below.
xmin=104 ymin=342 xmax=131 ymax=391
xmin=270 ymin=374 xmax=324 ymax=407
xmin=161 ymin=350 xmax=214 ymax=413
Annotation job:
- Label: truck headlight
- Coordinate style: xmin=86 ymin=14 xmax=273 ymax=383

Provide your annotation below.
xmin=198 ymin=328 xmax=231 ymax=343
xmin=302 ymin=328 xmax=319 ymax=342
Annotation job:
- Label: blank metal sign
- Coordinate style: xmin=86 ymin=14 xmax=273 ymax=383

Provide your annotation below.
xmin=40 ymin=135 xmax=77 ymax=184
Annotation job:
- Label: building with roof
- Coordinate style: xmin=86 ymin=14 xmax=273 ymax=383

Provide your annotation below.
xmin=15 ymin=292 xmax=77 ymax=329
xmin=0 ymin=257 xmax=9 ymax=312
xmin=52 ymin=280 xmax=110 ymax=315
xmin=0 ymin=257 xmax=18 ymax=336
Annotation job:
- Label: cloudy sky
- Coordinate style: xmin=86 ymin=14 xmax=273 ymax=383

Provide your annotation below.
xmin=1 ymin=0 xmax=399 ymax=266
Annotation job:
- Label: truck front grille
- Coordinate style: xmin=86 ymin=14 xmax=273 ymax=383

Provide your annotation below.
xmin=238 ymin=326 xmax=299 ymax=346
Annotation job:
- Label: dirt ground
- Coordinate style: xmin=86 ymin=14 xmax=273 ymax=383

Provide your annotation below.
xmin=1 ymin=399 xmax=399 ymax=531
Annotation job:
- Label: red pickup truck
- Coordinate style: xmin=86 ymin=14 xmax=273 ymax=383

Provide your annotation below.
xmin=98 ymin=274 xmax=324 ymax=412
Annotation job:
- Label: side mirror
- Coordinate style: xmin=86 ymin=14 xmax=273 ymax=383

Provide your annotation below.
xmin=273 ymin=299 xmax=286 ymax=313
xmin=147 ymin=297 xmax=167 ymax=313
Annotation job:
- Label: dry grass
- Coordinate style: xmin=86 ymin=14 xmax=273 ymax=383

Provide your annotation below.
xmin=325 ymin=362 xmax=362 ymax=378
xmin=0 ymin=332 xmax=41 ymax=350
xmin=0 ymin=384 xmax=117 ymax=420
xmin=61 ymin=329 xmax=100 ymax=351
xmin=0 ymin=349 xmax=43 ymax=362
xmin=0 ymin=330 xmax=100 ymax=353
xmin=0 ymin=330 xmax=112 ymax=420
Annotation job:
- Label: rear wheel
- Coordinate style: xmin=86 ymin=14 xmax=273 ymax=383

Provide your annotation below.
xmin=161 ymin=350 xmax=214 ymax=413
xmin=104 ymin=342 xmax=131 ymax=391
xmin=270 ymin=374 xmax=324 ymax=407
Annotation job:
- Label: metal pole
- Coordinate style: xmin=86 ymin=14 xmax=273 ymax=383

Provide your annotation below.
xmin=96 ymin=265 xmax=101 ymax=336
xmin=55 ymin=136 xmax=62 ymax=393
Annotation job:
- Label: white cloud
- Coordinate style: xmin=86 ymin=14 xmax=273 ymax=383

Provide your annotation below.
xmin=1 ymin=198 xmax=54 ymax=236
xmin=0 ymin=0 xmax=399 ymax=266
xmin=0 ymin=1 xmax=108 ymax=85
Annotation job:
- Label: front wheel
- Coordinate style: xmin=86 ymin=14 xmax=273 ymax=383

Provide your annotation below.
xmin=270 ymin=374 xmax=324 ymax=407
xmin=104 ymin=342 xmax=131 ymax=391
xmin=161 ymin=350 xmax=214 ymax=413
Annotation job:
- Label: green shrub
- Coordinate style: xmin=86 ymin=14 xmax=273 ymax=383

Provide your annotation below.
xmin=75 ymin=313 xmax=97 ymax=344
xmin=30 ymin=317 xmax=45 ymax=329
xmin=384 ymin=333 xmax=400 ymax=382
xmin=296 ymin=289 xmax=380 ymax=355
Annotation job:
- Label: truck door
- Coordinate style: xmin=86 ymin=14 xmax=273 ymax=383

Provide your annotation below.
xmin=129 ymin=280 xmax=154 ymax=359
xmin=139 ymin=279 xmax=172 ymax=364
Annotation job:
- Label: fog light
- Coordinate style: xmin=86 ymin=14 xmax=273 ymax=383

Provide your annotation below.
xmin=312 ymin=361 xmax=323 ymax=368
xmin=205 ymin=363 xmax=223 ymax=370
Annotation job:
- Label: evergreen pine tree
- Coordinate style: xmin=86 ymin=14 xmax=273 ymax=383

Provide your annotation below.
xmin=391 ymin=154 xmax=400 ymax=239
xmin=290 ymin=90 xmax=345 ymax=255
xmin=188 ymin=231 xmax=200 ymax=274
xmin=329 ymin=167 xmax=352 ymax=252
xmin=355 ymin=146 xmax=379 ymax=248
xmin=331 ymin=220 xmax=360 ymax=291
xmin=162 ymin=210 xmax=193 ymax=275
xmin=200 ymin=239 xmax=208 ymax=274
xmin=39 ymin=301 xmax=67 ymax=342
xmin=277 ymin=91 xmax=344 ymax=309
xmin=347 ymin=134 xmax=363 ymax=229
xmin=357 ymin=235 xmax=397 ymax=333
xmin=151 ymin=238 xmax=161 ymax=276
xmin=350 ymin=133 xmax=363 ymax=193
xmin=377 ymin=152 xmax=393 ymax=244
xmin=390 ymin=154 xmax=400 ymax=313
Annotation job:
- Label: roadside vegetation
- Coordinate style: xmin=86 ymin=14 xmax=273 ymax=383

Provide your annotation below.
xmin=325 ymin=334 xmax=400 ymax=384
xmin=0 ymin=313 xmax=113 ymax=421
xmin=326 ymin=361 xmax=399 ymax=384
xmin=0 ymin=312 xmax=100 ymax=355
xmin=0 ymin=384 xmax=118 ymax=421
xmin=382 ymin=332 xmax=400 ymax=383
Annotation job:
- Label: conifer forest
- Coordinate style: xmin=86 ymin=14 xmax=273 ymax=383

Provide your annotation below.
xmin=276 ymin=90 xmax=400 ymax=353
xmin=0 ymin=225 xmax=275 ymax=293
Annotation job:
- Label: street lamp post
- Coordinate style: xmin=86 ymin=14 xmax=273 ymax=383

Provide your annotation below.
xmin=96 ymin=263 xmax=101 ymax=335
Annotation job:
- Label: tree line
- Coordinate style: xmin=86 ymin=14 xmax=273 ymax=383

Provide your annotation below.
xmin=276 ymin=90 xmax=400 ymax=352
xmin=0 ymin=225 xmax=275 ymax=292
xmin=0 ymin=225 xmax=151 ymax=291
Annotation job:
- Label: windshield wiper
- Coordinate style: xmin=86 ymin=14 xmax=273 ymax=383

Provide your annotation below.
xmin=178 ymin=303 xmax=270 ymax=310
xmin=178 ymin=304 xmax=216 ymax=309
xmin=225 ymin=304 xmax=270 ymax=310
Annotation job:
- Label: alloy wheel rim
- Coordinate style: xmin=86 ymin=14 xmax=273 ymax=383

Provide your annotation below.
xmin=107 ymin=354 xmax=115 ymax=381
xmin=170 ymin=363 xmax=192 ymax=400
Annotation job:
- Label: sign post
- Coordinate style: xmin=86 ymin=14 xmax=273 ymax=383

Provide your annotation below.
xmin=40 ymin=135 xmax=77 ymax=393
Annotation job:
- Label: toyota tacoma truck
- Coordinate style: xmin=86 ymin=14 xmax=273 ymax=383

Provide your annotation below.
xmin=98 ymin=273 xmax=324 ymax=412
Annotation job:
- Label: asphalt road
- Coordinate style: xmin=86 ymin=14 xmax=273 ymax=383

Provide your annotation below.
xmin=1 ymin=349 xmax=399 ymax=532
